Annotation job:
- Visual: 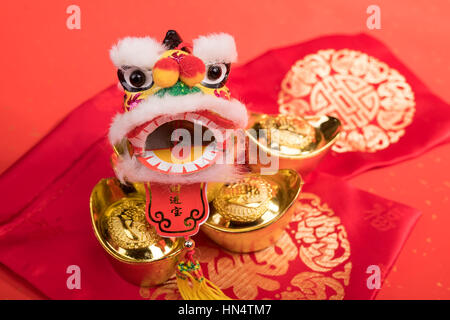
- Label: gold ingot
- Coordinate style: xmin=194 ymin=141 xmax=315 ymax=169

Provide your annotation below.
xmin=246 ymin=113 xmax=341 ymax=176
xmin=256 ymin=114 xmax=317 ymax=151
xmin=90 ymin=178 xmax=183 ymax=287
xmin=202 ymin=169 xmax=303 ymax=253
xmin=213 ymin=176 xmax=273 ymax=223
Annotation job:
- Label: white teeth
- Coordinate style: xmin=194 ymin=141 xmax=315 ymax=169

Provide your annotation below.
xmin=193 ymin=157 xmax=209 ymax=168
xmin=183 ymin=163 xmax=198 ymax=173
xmin=145 ymin=154 xmax=161 ymax=166
xmin=142 ymin=151 xmax=217 ymax=174
xmin=145 ymin=157 xmax=211 ymax=174
xmin=185 ymin=113 xmax=200 ymax=123
xmin=155 ymin=115 xmax=171 ymax=126
xmin=196 ymin=116 xmax=210 ymax=126
xmin=129 ymin=120 xmax=157 ymax=151
xmin=207 ymin=122 xmax=219 ymax=129
xmin=170 ymin=164 xmax=184 ymax=173
xmin=143 ymin=121 xmax=157 ymax=135
xmin=203 ymin=148 xmax=217 ymax=161
xmin=132 ymin=112 xmax=226 ymax=174
xmin=128 ymin=136 xmax=144 ymax=146
xmin=157 ymin=161 xmax=171 ymax=172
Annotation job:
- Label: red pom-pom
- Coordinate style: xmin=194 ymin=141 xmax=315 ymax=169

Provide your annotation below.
xmin=154 ymin=57 xmax=179 ymax=71
xmin=179 ymin=55 xmax=205 ymax=86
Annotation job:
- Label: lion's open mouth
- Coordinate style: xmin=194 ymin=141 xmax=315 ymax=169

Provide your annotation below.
xmin=126 ymin=111 xmax=234 ymax=174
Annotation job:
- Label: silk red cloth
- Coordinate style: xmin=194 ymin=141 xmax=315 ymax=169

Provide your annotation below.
xmin=228 ymin=34 xmax=450 ymax=178
xmin=0 ymin=138 xmax=421 ymax=299
xmin=0 ymin=34 xmax=431 ymax=299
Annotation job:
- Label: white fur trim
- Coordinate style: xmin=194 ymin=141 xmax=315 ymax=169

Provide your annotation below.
xmin=193 ymin=33 xmax=237 ymax=64
xmin=108 ymin=93 xmax=248 ymax=145
xmin=110 ymin=37 xmax=166 ymax=69
xmin=113 ymin=153 xmax=245 ymax=184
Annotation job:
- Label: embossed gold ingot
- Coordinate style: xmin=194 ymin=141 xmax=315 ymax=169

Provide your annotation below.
xmin=90 ymin=178 xmax=183 ymax=287
xmin=246 ymin=113 xmax=341 ymax=176
xmin=257 ymin=114 xmax=317 ymax=152
xmin=202 ymin=169 xmax=303 ymax=253
xmin=213 ymin=176 xmax=273 ymax=223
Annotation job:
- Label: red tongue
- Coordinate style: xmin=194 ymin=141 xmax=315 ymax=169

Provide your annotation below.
xmin=144 ymin=182 xmax=209 ymax=237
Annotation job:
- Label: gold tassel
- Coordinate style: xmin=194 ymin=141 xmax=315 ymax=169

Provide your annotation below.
xmin=176 ymin=238 xmax=232 ymax=300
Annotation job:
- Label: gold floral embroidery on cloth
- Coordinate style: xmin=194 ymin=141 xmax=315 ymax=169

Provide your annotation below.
xmin=278 ymin=49 xmax=416 ymax=153
xmin=142 ymin=192 xmax=352 ymax=300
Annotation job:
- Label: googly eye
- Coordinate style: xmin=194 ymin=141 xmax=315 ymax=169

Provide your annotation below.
xmin=202 ymin=63 xmax=230 ymax=88
xmin=129 ymin=70 xmax=146 ymax=87
xmin=118 ymin=67 xmax=154 ymax=92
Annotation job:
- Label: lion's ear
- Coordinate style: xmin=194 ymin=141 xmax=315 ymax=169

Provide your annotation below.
xmin=110 ymin=37 xmax=166 ymax=69
xmin=193 ymin=33 xmax=237 ymax=65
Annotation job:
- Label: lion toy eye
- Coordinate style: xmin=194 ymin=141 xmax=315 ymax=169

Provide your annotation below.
xmin=118 ymin=67 xmax=154 ymax=92
xmin=129 ymin=69 xmax=146 ymax=87
xmin=202 ymin=63 xmax=230 ymax=88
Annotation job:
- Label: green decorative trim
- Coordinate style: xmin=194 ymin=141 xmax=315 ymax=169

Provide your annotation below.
xmin=156 ymin=81 xmax=201 ymax=97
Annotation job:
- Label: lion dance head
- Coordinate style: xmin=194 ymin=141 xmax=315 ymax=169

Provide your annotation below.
xmin=108 ymin=30 xmax=248 ymax=184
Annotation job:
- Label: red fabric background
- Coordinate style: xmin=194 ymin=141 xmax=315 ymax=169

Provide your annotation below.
xmin=1 ymin=0 xmax=450 ymax=299
xmin=0 ymin=116 xmax=421 ymax=298
xmin=0 ymin=34 xmax=431 ymax=300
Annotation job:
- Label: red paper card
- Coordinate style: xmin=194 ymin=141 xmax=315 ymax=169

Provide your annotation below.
xmin=145 ymin=182 xmax=209 ymax=237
